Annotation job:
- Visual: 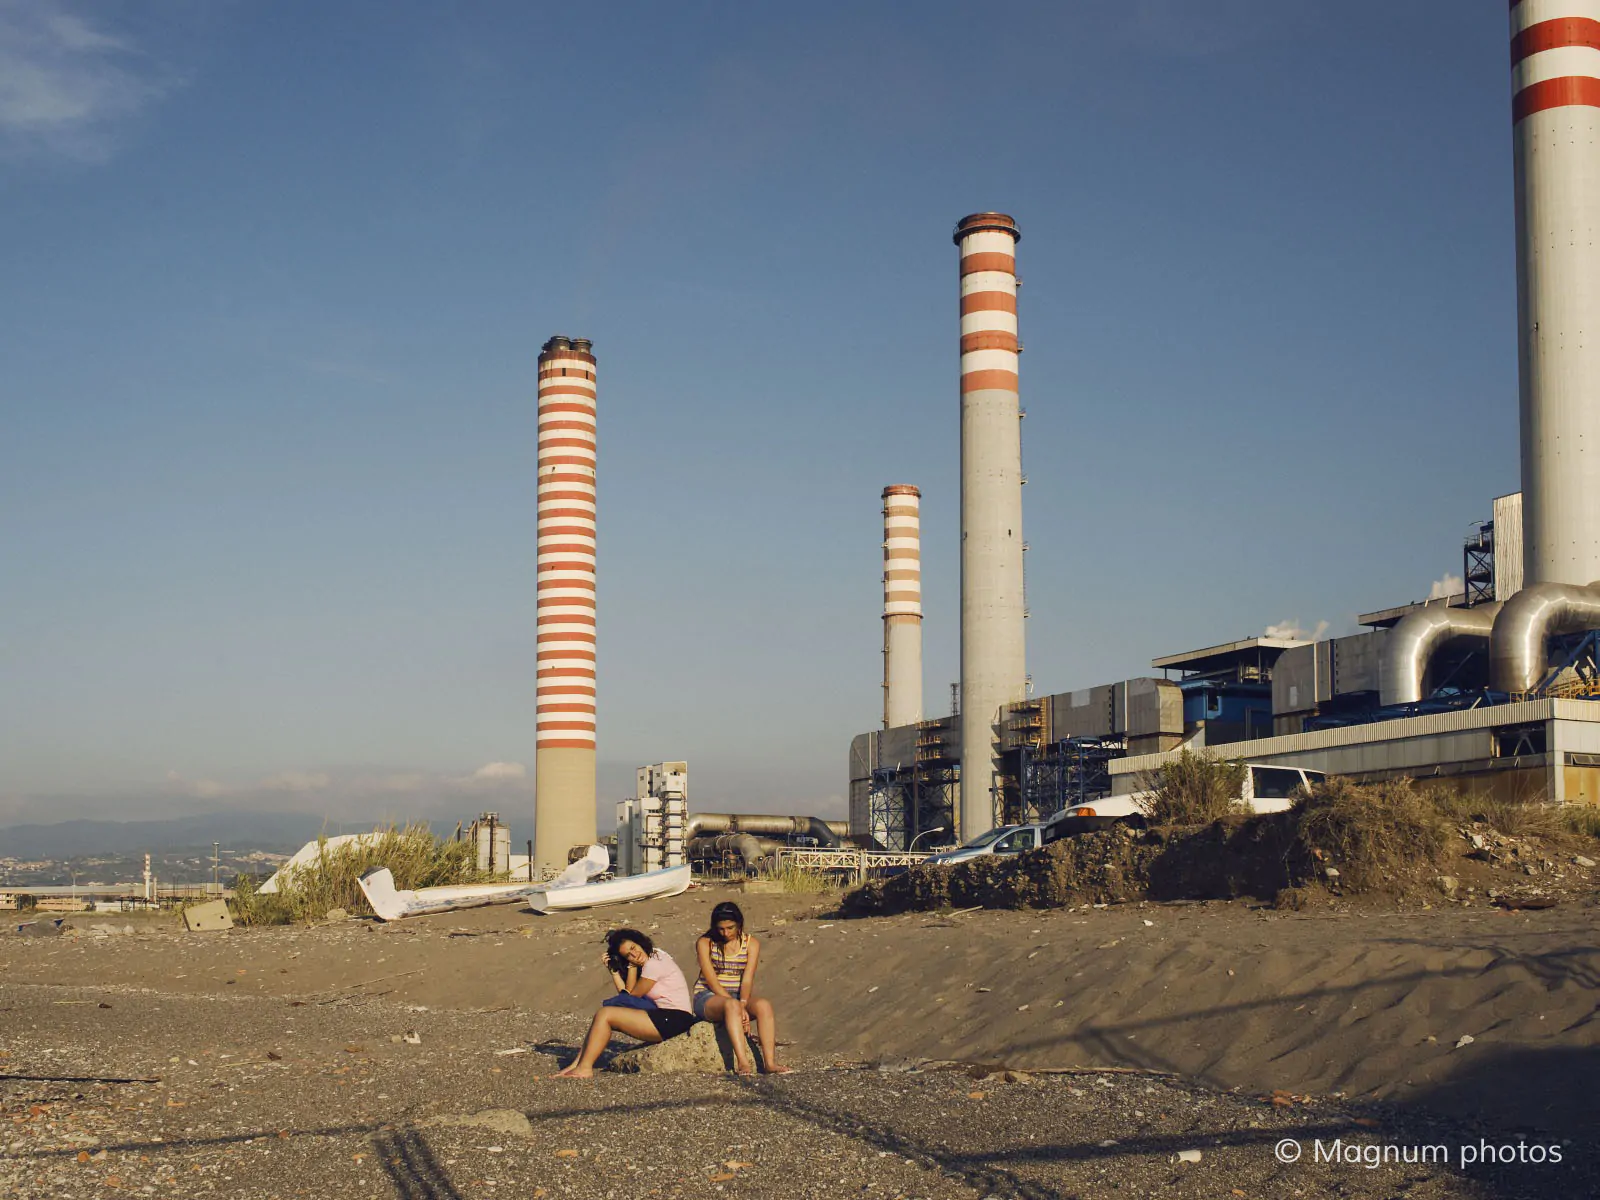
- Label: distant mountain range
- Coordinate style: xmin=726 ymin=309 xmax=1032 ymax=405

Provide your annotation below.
xmin=0 ymin=810 xmax=397 ymax=859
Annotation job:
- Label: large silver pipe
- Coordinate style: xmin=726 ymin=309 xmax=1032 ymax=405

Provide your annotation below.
xmin=1490 ymin=582 xmax=1600 ymax=694
xmin=688 ymin=833 xmax=778 ymax=868
xmin=684 ymin=813 xmax=842 ymax=847
xmin=1379 ymin=603 xmax=1499 ymax=707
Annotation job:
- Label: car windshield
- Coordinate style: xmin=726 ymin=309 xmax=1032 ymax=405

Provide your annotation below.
xmin=962 ymin=825 xmax=1016 ymax=850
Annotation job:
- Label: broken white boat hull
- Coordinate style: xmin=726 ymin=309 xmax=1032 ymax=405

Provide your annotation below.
xmin=532 ymin=864 xmax=692 ymax=913
xmin=358 ymin=864 xmax=692 ymax=922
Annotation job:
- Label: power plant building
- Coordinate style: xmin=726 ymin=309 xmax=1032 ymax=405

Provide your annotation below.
xmin=850 ymin=18 xmax=1600 ymax=844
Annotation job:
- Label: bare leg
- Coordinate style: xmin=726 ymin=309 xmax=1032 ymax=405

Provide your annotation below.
xmin=748 ymin=998 xmax=790 ymax=1073
xmin=702 ymin=996 xmax=755 ymax=1074
xmin=557 ymin=1007 xmax=661 ymax=1078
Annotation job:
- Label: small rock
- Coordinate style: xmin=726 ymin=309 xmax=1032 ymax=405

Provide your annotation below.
xmin=1574 ymin=855 xmax=1596 ymax=869
xmin=1175 ymin=1149 xmax=1203 ymax=1164
xmin=324 ymin=908 xmax=349 ymax=922
xmin=403 ymin=1031 xmax=421 ymax=1045
xmin=1456 ymin=1035 xmax=1475 ymax=1049
xmin=1434 ymin=876 xmax=1459 ymax=897
xmin=1470 ymin=833 xmax=1486 ymax=850
xmin=610 ymin=1021 xmax=741 ymax=1074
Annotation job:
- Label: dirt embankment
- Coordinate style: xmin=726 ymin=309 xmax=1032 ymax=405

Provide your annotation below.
xmin=843 ymin=813 xmax=1600 ymax=919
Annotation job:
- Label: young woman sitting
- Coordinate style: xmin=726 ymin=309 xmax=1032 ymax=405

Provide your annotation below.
xmin=556 ymin=928 xmax=696 ymax=1078
xmin=693 ymin=901 xmax=791 ymax=1074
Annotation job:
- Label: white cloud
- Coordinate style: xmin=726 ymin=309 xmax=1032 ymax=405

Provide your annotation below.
xmin=1265 ymin=618 xmax=1329 ymax=642
xmin=0 ymin=1 xmax=173 ymax=161
xmin=470 ymin=762 xmax=526 ymax=781
xmin=1429 ymin=572 xmax=1464 ymax=601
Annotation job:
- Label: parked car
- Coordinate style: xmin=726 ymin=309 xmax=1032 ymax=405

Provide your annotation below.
xmin=924 ymin=822 xmax=1048 ymax=866
xmin=1048 ymin=764 xmax=1328 ymax=835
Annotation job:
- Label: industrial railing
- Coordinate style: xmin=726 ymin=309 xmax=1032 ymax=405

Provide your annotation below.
xmin=772 ymin=847 xmax=942 ymax=884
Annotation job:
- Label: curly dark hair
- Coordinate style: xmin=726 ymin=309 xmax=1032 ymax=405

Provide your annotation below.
xmin=605 ymin=927 xmax=654 ymax=973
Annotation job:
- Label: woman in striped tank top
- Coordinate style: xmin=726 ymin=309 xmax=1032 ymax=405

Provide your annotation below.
xmin=693 ymin=901 xmax=790 ymax=1074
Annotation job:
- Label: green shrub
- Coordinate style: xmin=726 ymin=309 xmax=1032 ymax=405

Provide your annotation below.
xmin=229 ymin=825 xmax=495 ymax=925
xmin=1142 ymin=751 xmax=1248 ymax=825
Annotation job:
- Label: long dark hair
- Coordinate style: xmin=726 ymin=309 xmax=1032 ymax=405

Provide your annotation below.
xmin=705 ymin=901 xmax=745 ymax=945
xmin=605 ymin=927 xmax=654 ymax=973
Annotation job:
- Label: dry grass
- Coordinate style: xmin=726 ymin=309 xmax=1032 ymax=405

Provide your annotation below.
xmin=1294 ymin=777 xmax=1448 ymax=892
xmin=230 ymin=826 xmax=495 ymax=925
xmin=1141 ymin=751 xmax=1249 ymax=826
xmin=757 ymin=862 xmax=841 ymax=895
xmin=1562 ymin=807 xmax=1600 ymax=841
xmin=1424 ymin=787 xmax=1568 ymax=839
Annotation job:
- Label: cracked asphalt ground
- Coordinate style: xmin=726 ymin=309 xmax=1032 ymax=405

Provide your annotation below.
xmin=1 ymin=982 xmax=1590 ymax=1200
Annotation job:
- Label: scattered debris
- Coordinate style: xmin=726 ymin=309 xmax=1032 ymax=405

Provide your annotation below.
xmin=1175 ymin=1148 xmax=1203 ymax=1163
xmin=1455 ymin=1035 xmax=1475 ymax=1049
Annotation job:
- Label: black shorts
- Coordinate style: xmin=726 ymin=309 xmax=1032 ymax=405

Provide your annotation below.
xmin=646 ymin=1008 xmax=697 ymax=1041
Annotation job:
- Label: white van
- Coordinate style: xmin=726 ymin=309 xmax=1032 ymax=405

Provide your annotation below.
xmin=1047 ymin=764 xmax=1327 ymax=835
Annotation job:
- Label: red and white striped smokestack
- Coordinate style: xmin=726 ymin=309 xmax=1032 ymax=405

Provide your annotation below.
xmin=882 ymin=484 xmax=924 ymax=729
xmin=1511 ymin=2 xmax=1600 ymax=585
xmin=955 ymin=212 xmax=1027 ymax=843
xmin=534 ymin=334 xmax=599 ymax=874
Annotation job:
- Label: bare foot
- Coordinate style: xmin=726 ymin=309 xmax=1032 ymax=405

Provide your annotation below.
xmin=761 ymin=1064 xmax=793 ymax=1075
xmin=555 ymin=1064 xmax=593 ymax=1079
xmin=733 ymin=1055 xmax=757 ymax=1076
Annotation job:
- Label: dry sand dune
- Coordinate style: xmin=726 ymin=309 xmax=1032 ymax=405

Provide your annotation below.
xmin=5 ymin=889 xmax=1596 ymax=1146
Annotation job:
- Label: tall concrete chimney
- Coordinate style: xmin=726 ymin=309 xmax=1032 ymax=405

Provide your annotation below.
xmin=882 ymin=484 xmax=924 ymax=729
xmin=954 ymin=212 xmax=1026 ymax=841
xmin=534 ymin=334 xmax=599 ymax=873
xmin=1511 ymin=3 xmax=1600 ymax=585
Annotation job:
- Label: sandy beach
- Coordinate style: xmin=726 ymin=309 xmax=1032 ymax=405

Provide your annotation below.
xmin=3 ymin=888 xmax=1596 ymax=1198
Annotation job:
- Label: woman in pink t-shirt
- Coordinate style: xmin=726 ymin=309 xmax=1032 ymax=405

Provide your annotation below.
xmin=556 ymin=928 xmax=696 ymax=1078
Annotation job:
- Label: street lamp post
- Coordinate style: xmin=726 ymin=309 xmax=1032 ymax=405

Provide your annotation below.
xmin=909 ymin=826 xmax=947 ymax=852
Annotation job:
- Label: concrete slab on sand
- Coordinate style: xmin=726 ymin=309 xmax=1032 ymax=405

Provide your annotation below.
xmin=181 ymin=899 xmax=232 ymax=932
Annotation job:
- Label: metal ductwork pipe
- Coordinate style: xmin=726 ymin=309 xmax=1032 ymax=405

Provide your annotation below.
xmin=1490 ymin=582 xmax=1600 ymax=694
xmin=688 ymin=834 xmax=777 ymax=868
xmin=684 ymin=813 xmax=842 ymax=847
xmin=1379 ymin=603 xmax=1500 ymax=707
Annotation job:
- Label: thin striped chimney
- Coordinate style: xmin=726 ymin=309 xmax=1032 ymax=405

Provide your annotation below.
xmin=1510 ymin=2 xmax=1600 ymax=585
xmin=534 ymin=335 xmax=599 ymax=873
xmin=955 ymin=212 xmax=1026 ymax=843
xmin=882 ymin=484 xmax=924 ymax=729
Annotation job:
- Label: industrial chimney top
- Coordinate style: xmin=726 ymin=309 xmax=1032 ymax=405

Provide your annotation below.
xmin=539 ymin=335 xmax=596 ymax=364
xmin=882 ymin=484 xmax=922 ymax=498
xmin=953 ymin=212 xmax=1020 ymax=244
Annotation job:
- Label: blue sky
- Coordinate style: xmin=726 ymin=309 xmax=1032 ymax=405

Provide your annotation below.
xmin=0 ymin=1 xmax=1520 ymax=825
